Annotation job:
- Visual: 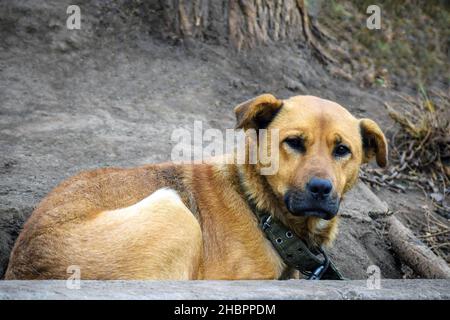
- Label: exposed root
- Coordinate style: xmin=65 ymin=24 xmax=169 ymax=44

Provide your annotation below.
xmin=388 ymin=216 xmax=450 ymax=279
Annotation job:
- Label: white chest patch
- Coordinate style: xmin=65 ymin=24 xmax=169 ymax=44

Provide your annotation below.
xmin=316 ymin=219 xmax=329 ymax=232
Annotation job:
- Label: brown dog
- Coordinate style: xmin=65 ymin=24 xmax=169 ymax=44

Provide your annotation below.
xmin=5 ymin=94 xmax=387 ymax=280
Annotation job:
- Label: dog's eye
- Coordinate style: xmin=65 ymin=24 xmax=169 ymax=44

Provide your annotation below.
xmin=284 ymin=137 xmax=305 ymax=153
xmin=333 ymin=144 xmax=351 ymax=158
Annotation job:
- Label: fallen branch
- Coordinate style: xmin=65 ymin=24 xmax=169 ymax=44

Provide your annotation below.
xmin=387 ymin=216 xmax=450 ymax=279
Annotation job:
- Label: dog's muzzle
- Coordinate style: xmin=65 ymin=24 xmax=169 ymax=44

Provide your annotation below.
xmin=284 ymin=178 xmax=340 ymax=220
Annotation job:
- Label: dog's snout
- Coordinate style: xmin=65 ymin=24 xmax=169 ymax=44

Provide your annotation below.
xmin=307 ymin=177 xmax=333 ymax=199
xmin=284 ymin=183 xmax=340 ymax=220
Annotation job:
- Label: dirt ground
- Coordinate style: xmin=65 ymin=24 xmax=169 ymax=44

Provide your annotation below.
xmin=0 ymin=0 xmax=447 ymax=279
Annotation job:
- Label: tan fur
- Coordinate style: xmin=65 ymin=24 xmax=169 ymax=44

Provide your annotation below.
xmin=5 ymin=94 xmax=387 ymax=280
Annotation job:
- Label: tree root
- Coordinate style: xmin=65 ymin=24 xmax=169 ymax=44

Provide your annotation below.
xmin=387 ymin=216 xmax=450 ymax=279
xmin=296 ymin=0 xmax=337 ymax=65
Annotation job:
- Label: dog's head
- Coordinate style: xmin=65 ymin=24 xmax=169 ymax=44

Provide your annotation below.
xmin=235 ymin=94 xmax=387 ymax=220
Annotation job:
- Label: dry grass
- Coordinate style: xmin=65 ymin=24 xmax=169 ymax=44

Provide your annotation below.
xmin=385 ymin=88 xmax=449 ymax=197
xmin=361 ymin=89 xmax=449 ymax=259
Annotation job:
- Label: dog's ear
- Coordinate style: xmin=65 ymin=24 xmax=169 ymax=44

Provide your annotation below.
xmin=234 ymin=94 xmax=283 ymax=130
xmin=360 ymin=118 xmax=388 ymax=168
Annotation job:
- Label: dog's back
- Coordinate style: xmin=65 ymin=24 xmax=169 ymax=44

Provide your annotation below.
xmin=5 ymin=164 xmax=202 ymax=279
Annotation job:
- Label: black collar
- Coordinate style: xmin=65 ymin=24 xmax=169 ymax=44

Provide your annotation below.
xmin=238 ymin=171 xmax=344 ymax=280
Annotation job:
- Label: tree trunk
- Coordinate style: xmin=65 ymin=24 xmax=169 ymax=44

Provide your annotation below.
xmin=159 ymin=0 xmax=314 ymax=51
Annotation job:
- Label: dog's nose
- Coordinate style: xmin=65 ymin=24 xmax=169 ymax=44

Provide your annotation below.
xmin=307 ymin=178 xmax=333 ymax=199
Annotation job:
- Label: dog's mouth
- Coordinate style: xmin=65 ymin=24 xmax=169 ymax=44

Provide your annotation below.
xmin=290 ymin=208 xmax=336 ymax=220
xmin=284 ymin=191 xmax=340 ymax=220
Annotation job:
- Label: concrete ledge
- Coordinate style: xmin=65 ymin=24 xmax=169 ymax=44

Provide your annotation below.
xmin=0 ymin=280 xmax=449 ymax=300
